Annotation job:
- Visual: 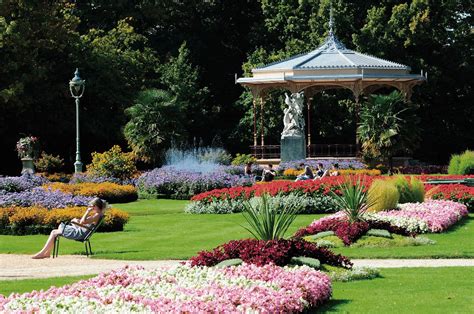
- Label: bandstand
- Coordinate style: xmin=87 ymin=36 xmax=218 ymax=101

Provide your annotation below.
xmin=236 ymin=12 xmax=426 ymax=161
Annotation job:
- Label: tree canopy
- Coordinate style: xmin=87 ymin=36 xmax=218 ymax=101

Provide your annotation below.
xmin=0 ymin=0 xmax=472 ymax=173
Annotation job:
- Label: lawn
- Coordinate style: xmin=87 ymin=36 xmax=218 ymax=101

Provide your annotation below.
xmin=0 ymin=199 xmax=323 ymax=260
xmin=0 ymin=199 xmax=472 ymax=260
xmin=1 ymin=267 xmax=472 ymax=313
xmin=319 ymin=267 xmax=474 ymax=313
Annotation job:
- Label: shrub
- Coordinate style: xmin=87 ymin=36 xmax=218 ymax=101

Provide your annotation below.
xmin=448 ymin=150 xmax=474 ymax=175
xmin=189 ymin=238 xmax=353 ymax=269
xmin=43 ymin=182 xmax=138 ymax=203
xmin=391 ymin=176 xmax=425 ymax=203
xmin=367 ymin=179 xmax=399 ymax=212
xmin=87 ymin=145 xmax=137 ymax=180
xmin=34 ymin=152 xmax=64 ymax=173
xmin=0 ymin=206 xmax=129 ymax=235
xmin=458 ymin=151 xmax=474 ymax=174
xmin=231 ymin=153 xmax=257 ymax=166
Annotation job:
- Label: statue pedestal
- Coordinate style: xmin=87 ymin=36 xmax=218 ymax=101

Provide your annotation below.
xmin=280 ymin=135 xmax=306 ymax=162
xmin=21 ymin=157 xmax=35 ymax=175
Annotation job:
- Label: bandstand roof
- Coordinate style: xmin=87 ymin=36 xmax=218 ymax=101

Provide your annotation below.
xmin=237 ymin=16 xmax=426 ymax=99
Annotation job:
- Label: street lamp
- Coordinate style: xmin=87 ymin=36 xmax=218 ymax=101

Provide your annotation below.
xmin=69 ymin=68 xmax=86 ymax=173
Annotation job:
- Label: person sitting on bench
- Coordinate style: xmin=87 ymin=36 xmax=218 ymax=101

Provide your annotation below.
xmin=32 ymin=197 xmax=108 ymax=259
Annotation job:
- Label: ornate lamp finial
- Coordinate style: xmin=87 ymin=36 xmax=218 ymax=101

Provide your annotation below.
xmin=329 ymin=3 xmax=334 ymax=36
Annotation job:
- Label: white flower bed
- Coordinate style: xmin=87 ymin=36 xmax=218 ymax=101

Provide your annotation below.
xmin=0 ymin=263 xmax=332 ymax=313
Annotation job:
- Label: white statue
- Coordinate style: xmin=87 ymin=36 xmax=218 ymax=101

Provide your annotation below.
xmin=282 ymin=92 xmax=305 ymax=138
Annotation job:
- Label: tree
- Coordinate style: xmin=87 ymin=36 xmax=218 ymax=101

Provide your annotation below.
xmin=0 ymin=1 xmax=158 ymax=174
xmin=357 ymin=91 xmax=420 ymax=171
xmin=159 ymin=42 xmax=211 ymax=143
xmin=124 ymin=89 xmax=185 ymax=165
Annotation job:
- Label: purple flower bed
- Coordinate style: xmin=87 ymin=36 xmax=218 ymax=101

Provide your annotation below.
xmin=395 ymin=165 xmax=447 ymax=174
xmin=137 ymin=166 xmax=253 ymax=199
xmin=0 ymin=174 xmax=49 ymax=193
xmin=70 ymin=173 xmax=136 ymax=185
xmin=278 ymin=159 xmax=366 ymax=172
xmin=0 ymin=187 xmax=93 ymax=209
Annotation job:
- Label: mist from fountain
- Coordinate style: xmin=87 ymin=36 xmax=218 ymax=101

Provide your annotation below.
xmin=164 ymin=147 xmax=228 ymax=173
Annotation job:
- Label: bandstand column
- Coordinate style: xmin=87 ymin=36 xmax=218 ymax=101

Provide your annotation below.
xmin=253 ymin=99 xmax=257 ymax=147
xmin=260 ymin=98 xmax=264 ymax=146
xmin=307 ymin=97 xmax=312 ymax=146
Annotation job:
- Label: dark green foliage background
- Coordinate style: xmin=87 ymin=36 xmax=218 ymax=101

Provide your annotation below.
xmin=0 ymin=0 xmax=472 ymax=174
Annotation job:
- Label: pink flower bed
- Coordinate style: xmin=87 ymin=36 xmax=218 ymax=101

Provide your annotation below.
xmin=0 ymin=264 xmax=332 ymax=312
xmin=372 ymin=200 xmax=468 ymax=233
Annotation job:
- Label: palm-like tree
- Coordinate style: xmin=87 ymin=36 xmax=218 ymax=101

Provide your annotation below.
xmin=124 ymin=89 xmax=185 ymax=165
xmin=357 ymin=91 xmax=420 ymax=171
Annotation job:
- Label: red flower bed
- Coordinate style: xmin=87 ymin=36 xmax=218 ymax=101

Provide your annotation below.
xmin=189 ymin=238 xmax=353 ymax=269
xmin=191 ymin=175 xmax=375 ymax=203
xmin=426 ymin=184 xmax=474 ymax=211
xmin=294 ymin=214 xmax=415 ymax=245
xmin=191 ymin=175 xmax=474 ymax=211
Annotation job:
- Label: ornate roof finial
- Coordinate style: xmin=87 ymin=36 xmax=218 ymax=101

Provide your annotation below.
xmin=329 ymin=2 xmax=334 ymax=36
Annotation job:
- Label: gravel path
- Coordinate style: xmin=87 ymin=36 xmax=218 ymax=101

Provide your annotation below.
xmin=1 ymin=254 xmax=473 ymax=281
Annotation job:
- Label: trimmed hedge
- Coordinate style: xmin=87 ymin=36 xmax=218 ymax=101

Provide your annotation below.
xmin=0 ymin=206 xmax=129 ymax=235
xmin=42 ymin=182 xmax=138 ymax=203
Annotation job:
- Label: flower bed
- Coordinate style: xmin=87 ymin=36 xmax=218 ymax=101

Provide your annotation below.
xmin=188 ymin=175 xmax=474 ymax=214
xmin=43 ymin=182 xmax=138 ymax=203
xmin=0 ymin=174 xmax=48 ymax=193
xmin=0 ymin=264 xmax=332 ymax=312
xmin=187 ymin=176 xmax=373 ymax=214
xmin=278 ymin=159 xmax=366 ymax=173
xmin=190 ymin=238 xmax=352 ymax=268
xmin=137 ymin=166 xmax=253 ymax=199
xmin=0 ymin=188 xmax=93 ymax=208
xmin=426 ymin=184 xmax=474 ymax=211
xmin=395 ymin=165 xmax=447 ymax=174
xmin=367 ymin=200 xmax=468 ymax=233
xmin=296 ymin=200 xmax=468 ymax=244
xmin=0 ymin=206 xmax=129 ymax=235
xmin=186 ymin=193 xmax=338 ymax=214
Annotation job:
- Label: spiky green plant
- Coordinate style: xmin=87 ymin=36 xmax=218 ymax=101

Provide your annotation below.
xmin=332 ymin=179 xmax=376 ymax=223
xmin=241 ymin=193 xmax=299 ymax=240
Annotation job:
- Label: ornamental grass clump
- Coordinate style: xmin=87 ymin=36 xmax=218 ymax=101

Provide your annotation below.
xmin=242 ymin=193 xmax=299 ymax=240
xmin=367 ymin=179 xmax=399 ymax=212
xmin=391 ymin=176 xmax=425 ymax=203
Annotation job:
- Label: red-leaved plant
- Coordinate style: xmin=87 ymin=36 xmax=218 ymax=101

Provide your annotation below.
xmin=189 ymin=238 xmax=353 ymax=269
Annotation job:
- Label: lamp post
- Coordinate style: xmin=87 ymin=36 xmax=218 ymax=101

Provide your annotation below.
xmin=69 ymin=68 xmax=86 ymax=173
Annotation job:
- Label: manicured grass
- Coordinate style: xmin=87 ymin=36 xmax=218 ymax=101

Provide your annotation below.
xmin=1 ymin=199 xmax=472 ymax=259
xmin=320 ymin=267 xmax=474 ymax=313
xmin=1 ymin=267 xmax=472 ymax=313
xmin=0 ymin=199 xmax=323 ymax=260
xmin=0 ymin=275 xmax=93 ymax=297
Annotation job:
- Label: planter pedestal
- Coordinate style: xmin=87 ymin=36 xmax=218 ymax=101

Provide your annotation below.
xmin=21 ymin=157 xmax=35 ymax=174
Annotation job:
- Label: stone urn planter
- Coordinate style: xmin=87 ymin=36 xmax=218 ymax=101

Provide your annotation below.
xmin=21 ymin=157 xmax=35 ymax=174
